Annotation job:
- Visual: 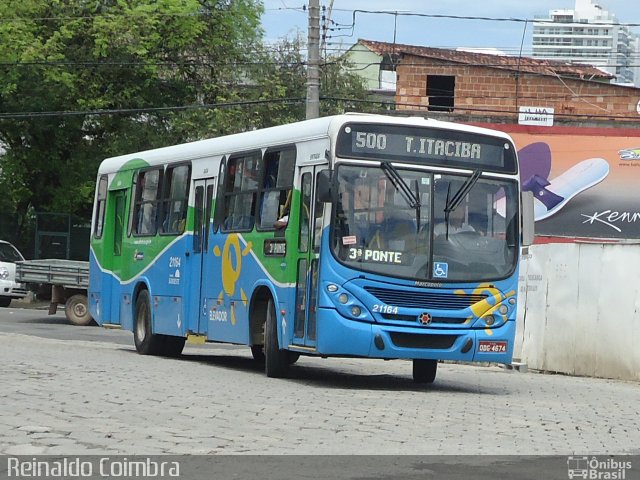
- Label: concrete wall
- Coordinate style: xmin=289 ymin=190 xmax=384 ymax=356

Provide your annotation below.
xmin=515 ymin=242 xmax=640 ymax=381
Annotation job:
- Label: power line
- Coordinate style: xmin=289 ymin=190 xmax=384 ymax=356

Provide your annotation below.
xmin=321 ymin=96 xmax=640 ymax=121
xmin=3 ymin=56 xmax=640 ymax=71
xmin=1 ymin=94 xmax=638 ymax=122
xmin=0 ymin=97 xmax=306 ymax=119
xmin=323 ymin=8 xmax=640 ymax=29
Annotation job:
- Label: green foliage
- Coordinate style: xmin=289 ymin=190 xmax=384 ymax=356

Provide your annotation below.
xmin=0 ymin=0 xmax=264 ymax=235
xmin=0 ymin=1 xmax=370 ymax=243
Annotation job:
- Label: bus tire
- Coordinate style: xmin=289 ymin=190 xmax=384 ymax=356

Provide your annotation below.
xmin=65 ymin=294 xmax=93 ymax=326
xmin=254 ymin=346 xmax=297 ymax=365
xmin=288 ymin=352 xmax=300 ymax=365
xmin=412 ymin=359 xmax=437 ymax=383
xmin=264 ymin=297 xmax=289 ymax=378
xmin=251 ymin=345 xmax=265 ymax=363
xmin=158 ymin=335 xmax=185 ymax=358
xmin=134 ymin=290 xmax=163 ymax=355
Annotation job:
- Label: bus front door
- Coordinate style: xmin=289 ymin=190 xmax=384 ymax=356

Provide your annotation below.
xmin=191 ymin=177 xmax=216 ymax=336
xmin=292 ymin=166 xmax=326 ymax=348
xmin=108 ymin=188 xmax=127 ymax=325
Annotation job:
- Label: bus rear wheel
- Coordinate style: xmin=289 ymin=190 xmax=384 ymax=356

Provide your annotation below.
xmin=264 ymin=297 xmax=289 ymax=378
xmin=412 ymin=359 xmax=437 ymax=383
xmin=133 ymin=290 xmax=185 ymax=357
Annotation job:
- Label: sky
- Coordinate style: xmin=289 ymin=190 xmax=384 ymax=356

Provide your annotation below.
xmin=261 ymin=0 xmax=639 ymax=57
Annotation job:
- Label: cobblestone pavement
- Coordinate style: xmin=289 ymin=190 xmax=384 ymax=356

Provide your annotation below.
xmin=1 ymin=331 xmax=639 ymax=455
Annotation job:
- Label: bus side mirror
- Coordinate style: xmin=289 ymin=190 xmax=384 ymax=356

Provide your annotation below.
xmin=317 ymin=170 xmax=333 ymax=202
xmin=521 ymin=191 xmax=535 ymax=247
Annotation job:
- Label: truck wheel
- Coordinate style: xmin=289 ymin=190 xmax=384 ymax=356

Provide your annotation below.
xmin=264 ymin=297 xmax=289 ymax=378
xmin=0 ymin=297 xmax=11 ymax=308
xmin=65 ymin=294 xmax=93 ymax=326
xmin=412 ymin=359 xmax=438 ymax=383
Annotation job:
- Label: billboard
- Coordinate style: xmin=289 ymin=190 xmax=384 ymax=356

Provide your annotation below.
xmin=484 ymin=124 xmax=640 ymax=240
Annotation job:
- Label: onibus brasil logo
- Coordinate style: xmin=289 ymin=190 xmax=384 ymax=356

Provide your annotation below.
xmin=567 ymin=456 xmax=632 ymax=479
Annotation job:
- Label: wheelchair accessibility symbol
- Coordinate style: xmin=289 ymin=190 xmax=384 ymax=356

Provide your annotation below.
xmin=433 ymin=262 xmax=448 ymax=278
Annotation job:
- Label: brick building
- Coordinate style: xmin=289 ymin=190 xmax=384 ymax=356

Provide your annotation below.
xmin=347 ymin=39 xmax=640 ymax=125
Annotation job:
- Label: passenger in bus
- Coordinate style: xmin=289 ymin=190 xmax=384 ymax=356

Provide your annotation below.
xmin=273 ymin=190 xmax=292 ymax=229
xmin=274 ymin=214 xmax=288 ymax=229
xmin=227 ymin=162 xmax=238 ymax=191
xmin=434 ymin=207 xmax=475 ymax=236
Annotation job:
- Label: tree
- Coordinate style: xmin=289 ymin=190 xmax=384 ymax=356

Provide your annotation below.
xmin=245 ymin=36 xmax=372 ymax=128
xmin=0 ymin=0 xmax=263 ymax=241
xmin=0 ymin=1 xmax=371 ymax=249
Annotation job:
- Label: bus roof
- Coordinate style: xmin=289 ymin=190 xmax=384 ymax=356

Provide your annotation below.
xmin=97 ymin=113 xmax=514 ymax=174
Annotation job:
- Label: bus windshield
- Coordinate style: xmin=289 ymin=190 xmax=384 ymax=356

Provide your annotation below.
xmin=331 ymin=164 xmax=519 ymax=282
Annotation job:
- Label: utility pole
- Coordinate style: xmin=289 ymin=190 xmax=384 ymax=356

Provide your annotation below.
xmin=306 ymin=0 xmax=320 ymax=119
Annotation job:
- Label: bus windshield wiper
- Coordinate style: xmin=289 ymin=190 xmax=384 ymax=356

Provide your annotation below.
xmin=381 ymin=162 xmax=421 ymax=230
xmin=443 ymin=168 xmax=481 ymax=238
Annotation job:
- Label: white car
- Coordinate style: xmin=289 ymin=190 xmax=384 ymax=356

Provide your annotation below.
xmin=0 ymin=240 xmax=28 ymax=307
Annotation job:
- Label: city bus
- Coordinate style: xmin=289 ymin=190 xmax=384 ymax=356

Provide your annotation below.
xmin=89 ymin=113 xmax=534 ymax=383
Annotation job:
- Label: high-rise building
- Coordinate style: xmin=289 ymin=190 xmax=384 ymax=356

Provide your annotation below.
xmin=532 ymin=0 xmax=639 ymax=86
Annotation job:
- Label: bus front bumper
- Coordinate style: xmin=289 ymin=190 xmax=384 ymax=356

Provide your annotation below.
xmin=315 ymin=308 xmax=515 ymax=364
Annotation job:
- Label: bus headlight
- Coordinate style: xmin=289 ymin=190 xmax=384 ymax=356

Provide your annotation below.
xmin=323 ymin=282 xmax=372 ymax=322
xmin=472 ymin=308 xmax=510 ymax=329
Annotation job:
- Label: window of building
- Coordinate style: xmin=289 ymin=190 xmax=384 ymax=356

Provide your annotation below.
xmin=426 ymin=75 xmax=455 ymax=112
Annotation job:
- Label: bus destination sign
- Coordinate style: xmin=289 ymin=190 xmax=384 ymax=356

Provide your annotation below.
xmin=335 ymin=123 xmax=516 ymax=173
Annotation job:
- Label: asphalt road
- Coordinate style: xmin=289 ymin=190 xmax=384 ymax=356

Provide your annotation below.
xmin=1 ymin=304 xmax=639 ymax=479
xmin=0 ymin=305 xmax=130 ymax=344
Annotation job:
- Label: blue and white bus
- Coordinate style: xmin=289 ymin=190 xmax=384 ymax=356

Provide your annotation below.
xmin=89 ymin=113 xmax=533 ymax=382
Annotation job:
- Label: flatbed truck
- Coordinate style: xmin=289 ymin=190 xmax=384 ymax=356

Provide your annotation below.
xmin=15 ymin=259 xmax=92 ymax=326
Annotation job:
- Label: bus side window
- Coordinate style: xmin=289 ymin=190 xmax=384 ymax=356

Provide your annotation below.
xmin=160 ymin=164 xmax=190 ymax=235
xmin=258 ymin=147 xmax=295 ymax=230
xmin=132 ymin=168 xmax=162 ymax=236
xmin=93 ymin=175 xmax=108 ymax=239
xmin=213 ymin=158 xmax=226 ymax=232
xmin=222 ymin=152 xmax=261 ymax=232
xmin=299 ymin=173 xmax=312 ymax=253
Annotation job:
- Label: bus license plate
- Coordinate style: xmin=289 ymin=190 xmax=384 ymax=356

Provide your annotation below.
xmin=478 ymin=341 xmax=507 ymax=353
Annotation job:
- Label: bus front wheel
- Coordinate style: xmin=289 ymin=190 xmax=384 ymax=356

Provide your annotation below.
xmin=264 ymin=297 xmax=289 ymax=378
xmin=412 ymin=359 xmax=437 ymax=383
xmin=251 ymin=345 xmax=265 ymax=363
xmin=253 ymin=345 xmax=299 ymax=365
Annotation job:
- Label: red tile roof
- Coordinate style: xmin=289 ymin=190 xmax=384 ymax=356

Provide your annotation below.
xmin=358 ymin=39 xmax=613 ymax=80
